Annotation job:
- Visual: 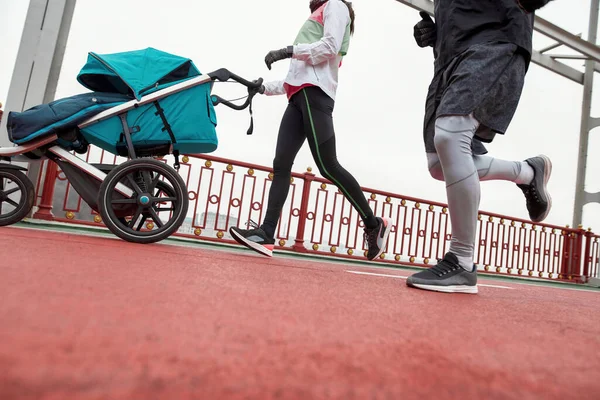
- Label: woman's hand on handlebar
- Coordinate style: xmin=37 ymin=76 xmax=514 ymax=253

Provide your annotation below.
xmin=248 ymin=80 xmax=265 ymax=96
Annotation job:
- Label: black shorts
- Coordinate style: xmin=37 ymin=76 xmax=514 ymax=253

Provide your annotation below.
xmin=423 ymin=42 xmax=528 ymax=155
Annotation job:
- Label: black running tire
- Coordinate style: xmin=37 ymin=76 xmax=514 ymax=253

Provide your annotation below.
xmin=0 ymin=168 xmax=35 ymax=227
xmin=98 ymin=159 xmax=189 ymax=244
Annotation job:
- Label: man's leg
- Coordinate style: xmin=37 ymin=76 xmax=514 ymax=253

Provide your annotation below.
xmin=407 ymin=114 xmax=481 ymax=294
xmin=434 ymin=114 xmax=481 ymax=271
xmin=229 ymin=102 xmax=306 ymax=257
xmin=298 ymin=87 xmax=392 ymax=261
xmin=427 ymin=153 xmax=534 ymax=184
xmin=427 ymin=151 xmax=552 ymax=222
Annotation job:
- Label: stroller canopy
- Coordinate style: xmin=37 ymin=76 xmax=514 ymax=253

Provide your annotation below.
xmin=77 ymin=47 xmax=201 ymax=100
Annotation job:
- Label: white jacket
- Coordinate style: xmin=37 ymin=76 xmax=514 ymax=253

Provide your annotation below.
xmin=263 ymin=0 xmax=351 ymax=101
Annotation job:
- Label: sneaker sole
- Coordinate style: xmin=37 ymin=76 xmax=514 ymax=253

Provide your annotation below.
xmin=230 ymin=228 xmax=274 ymax=257
xmin=371 ymin=218 xmax=393 ymax=260
xmin=533 ymin=154 xmax=553 ymax=223
xmin=408 ymin=282 xmax=478 ymax=294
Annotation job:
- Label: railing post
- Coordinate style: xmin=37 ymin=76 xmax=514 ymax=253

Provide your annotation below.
xmin=582 ymin=227 xmax=594 ymax=282
xmin=33 ymin=161 xmax=58 ymax=220
xmin=560 ymin=225 xmax=572 ymax=279
xmin=573 ymin=225 xmax=586 ymax=282
xmin=561 ymin=225 xmax=586 ymax=282
xmin=292 ymin=168 xmax=315 ymax=253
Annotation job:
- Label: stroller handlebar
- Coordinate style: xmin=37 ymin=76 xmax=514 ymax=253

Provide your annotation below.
xmin=208 ymin=69 xmax=263 ymax=135
xmin=208 ymin=68 xmax=263 ymax=89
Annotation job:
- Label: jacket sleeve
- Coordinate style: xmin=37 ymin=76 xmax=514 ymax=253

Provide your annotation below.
xmin=292 ymin=0 xmax=349 ymax=66
xmin=263 ymin=80 xmax=286 ymax=96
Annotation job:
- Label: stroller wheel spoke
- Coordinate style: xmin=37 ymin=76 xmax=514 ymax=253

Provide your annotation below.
xmin=128 ymin=208 xmax=143 ymax=229
xmin=155 ymin=207 xmax=175 ymax=212
xmin=3 ymin=187 xmax=20 ymax=197
xmin=136 ymin=215 xmax=147 ymax=231
xmin=112 ymin=198 xmax=137 ymax=204
xmin=159 ymin=197 xmax=177 ymax=202
xmin=126 ymin=174 xmax=143 ymax=194
xmin=149 ymin=174 xmax=161 ymax=192
xmin=149 ymin=208 xmax=164 ymax=228
xmin=5 ymin=198 xmax=19 ymax=208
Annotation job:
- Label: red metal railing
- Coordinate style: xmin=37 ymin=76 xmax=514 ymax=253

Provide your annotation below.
xmin=583 ymin=231 xmax=600 ymax=280
xmin=36 ymin=146 xmax=600 ymax=283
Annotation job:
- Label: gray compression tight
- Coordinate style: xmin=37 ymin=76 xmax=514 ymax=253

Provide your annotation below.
xmin=430 ymin=114 xmax=533 ymax=271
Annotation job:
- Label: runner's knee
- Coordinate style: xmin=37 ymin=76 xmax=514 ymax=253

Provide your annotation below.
xmin=272 ymin=156 xmax=293 ymax=176
xmin=433 ymin=115 xmax=478 ymax=155
xmin=433 ymin=122 xmax=457 ymax=153
xmin=427 ymin=153 xmax=445 ymax=181
xmin=316 ymin=157 xmax=339 ymax=178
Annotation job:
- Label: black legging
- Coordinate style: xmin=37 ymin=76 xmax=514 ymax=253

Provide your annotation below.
xmin=260 ymin=86 xmax=377 ymax=239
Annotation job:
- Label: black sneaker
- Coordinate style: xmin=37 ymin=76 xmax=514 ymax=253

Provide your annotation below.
xmin=364 ymin=217 xmax=392 ymax=261
xmin=406 ymin=253 xmax=478 ymax=294
xmin=517 ymin=155 xmax=553 ymax=223
xmin=229 ymin=221 xmax=275 ymax=257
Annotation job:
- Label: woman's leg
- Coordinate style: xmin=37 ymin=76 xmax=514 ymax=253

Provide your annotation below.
xmin=260 ymin=103 xmax=307 ymax=238
xmin=229 ymin=102 xmax=306 ymax=257
xmin=296 ymin=87 xmax=391 ymax=260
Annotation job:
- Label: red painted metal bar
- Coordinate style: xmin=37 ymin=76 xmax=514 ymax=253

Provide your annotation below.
xmin=591 ymin=234 xmax=600 ymax=279
xmin=33 ymin=161 xmax=59 ymax=220
xmin=292 ymin=170 xmax=315 ymax=253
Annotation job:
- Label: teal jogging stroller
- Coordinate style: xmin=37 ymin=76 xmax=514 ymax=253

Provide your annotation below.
xmin=0 ymin=48 xmax=262 ymax=243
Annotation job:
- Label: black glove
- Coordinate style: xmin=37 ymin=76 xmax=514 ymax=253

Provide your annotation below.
xmin=413 ymin=11 xmax=436 ymax=48
xmin=517 ymin=0 xmax=552 ymax=13
xmin=265 ymin=46 xmax=293 ymax=70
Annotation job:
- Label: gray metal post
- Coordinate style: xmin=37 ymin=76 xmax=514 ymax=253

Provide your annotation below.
xmin=573 ymin=0 xmax=600 ymax=228
xmin=0 ymin=0 xmax=77 ymax=217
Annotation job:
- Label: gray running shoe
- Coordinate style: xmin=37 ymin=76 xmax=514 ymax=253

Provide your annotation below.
xmin=517 ymin=155 xmax=552 ymax=223
xmin=406 ymin=253 xmax=478 ymax=294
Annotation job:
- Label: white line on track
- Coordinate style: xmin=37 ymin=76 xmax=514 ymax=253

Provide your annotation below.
xmin=346 ymin=270 xmax=515 ymax=290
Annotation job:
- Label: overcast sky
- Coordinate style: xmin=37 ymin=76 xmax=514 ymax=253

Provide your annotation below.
xmin=1 ymin=0 xmax=599 ymax=230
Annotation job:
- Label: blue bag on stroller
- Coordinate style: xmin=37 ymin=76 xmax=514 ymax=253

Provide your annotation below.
xmin=7 ymin=93 xmax=131 ymax=145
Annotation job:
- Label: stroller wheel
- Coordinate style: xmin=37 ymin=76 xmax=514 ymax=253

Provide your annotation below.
xmin=0 ymin=168 xmax=35 ymax=227
xmin=98 ymin=159 xmax=189 ymax=244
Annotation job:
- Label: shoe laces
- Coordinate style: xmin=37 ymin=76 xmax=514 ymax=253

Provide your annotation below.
xmin=430 ymin=258 xmax=460 ymax=277
xmin=363 ymin=226 xmax=379 ymax=250
xmin=521 ymin=184 xmax=541 ymax=209
xmin=246 ymin=219 xmax=260 ymax=229
xmin=526 ymin=185 xmax=538 ymax=200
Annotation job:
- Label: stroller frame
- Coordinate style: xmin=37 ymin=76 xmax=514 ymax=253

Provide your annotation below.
xmin=0 ymin=68 xmax=262 ymax=244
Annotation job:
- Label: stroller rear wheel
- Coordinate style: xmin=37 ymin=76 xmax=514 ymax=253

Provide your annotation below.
xmin=98 ymin=159 xmax=189 ymax=244
xmin=0 ymin=168 xmax=35 ymax=227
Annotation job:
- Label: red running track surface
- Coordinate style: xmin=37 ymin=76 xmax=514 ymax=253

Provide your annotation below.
xmin=0 ymin=227 xmax=599 ymax=400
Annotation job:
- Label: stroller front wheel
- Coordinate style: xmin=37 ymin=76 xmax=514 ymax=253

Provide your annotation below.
xmin=98 ymin=159 xmax=189 ymax=244
xmin=0 ymin=168 xmax=35 ymax=227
